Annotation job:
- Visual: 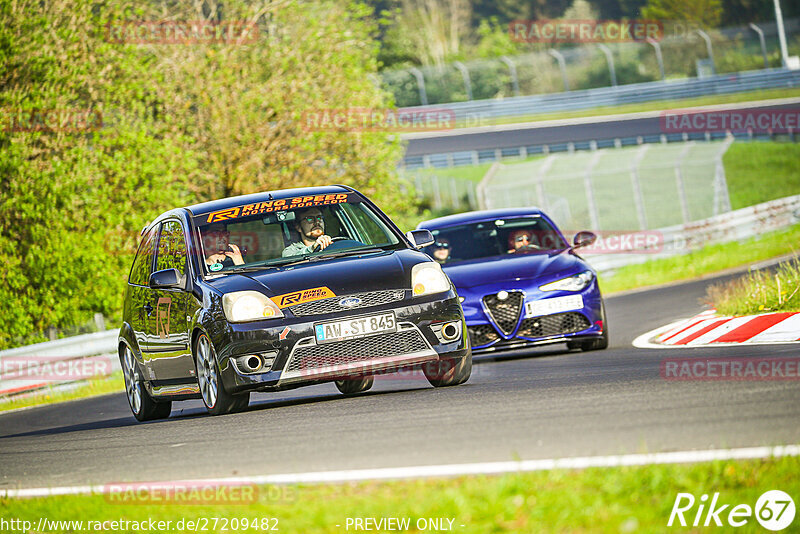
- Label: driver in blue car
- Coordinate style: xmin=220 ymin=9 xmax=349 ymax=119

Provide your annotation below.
xmin=282 ymin=207 xmax=334 ymax=256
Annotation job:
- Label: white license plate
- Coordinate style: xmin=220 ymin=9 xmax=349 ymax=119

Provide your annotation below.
xmin=315 ymin=312 xmax=397 ymax=343
xmin=526 ymin=295 xmax=584 ymax=317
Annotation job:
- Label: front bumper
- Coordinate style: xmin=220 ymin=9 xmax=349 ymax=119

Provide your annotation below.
xmin=463 ymin=282 xmax=605 ymax=355
xmin=209 ymin=290 xmax=469 ymax=393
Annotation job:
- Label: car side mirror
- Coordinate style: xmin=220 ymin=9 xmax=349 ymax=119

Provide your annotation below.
xmin=149 ymin=268 xmax=187 ymax=290
xmin=572 ymin=231 xmax=597 ymax=249
xmin=406 ymin=229 xmax=435 ymax=249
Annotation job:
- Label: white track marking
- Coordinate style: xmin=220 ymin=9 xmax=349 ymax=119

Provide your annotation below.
xmin=3 ymin=445 xmax=798 ymax=498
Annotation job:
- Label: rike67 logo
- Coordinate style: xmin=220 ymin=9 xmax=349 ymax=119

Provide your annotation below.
xmin=668 ymin=490 xmax=795 ymax=530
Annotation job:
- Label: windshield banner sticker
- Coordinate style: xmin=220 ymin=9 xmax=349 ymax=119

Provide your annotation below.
xmin=271 ymin=286 xmax=335 ymax=308
xmin=205 ymin=194 xmax=352 ymax=223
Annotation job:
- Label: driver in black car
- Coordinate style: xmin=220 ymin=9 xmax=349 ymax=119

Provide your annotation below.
xmin=281 ymin=207 xmax=333 ymax=257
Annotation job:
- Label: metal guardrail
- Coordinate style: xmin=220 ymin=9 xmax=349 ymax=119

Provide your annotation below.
xmin=582 ymin=194 xmax=800 ymax=273
xmin=2 ymin=194 xmax=799 ymax=398
xmin=0 ymin=330 xmax=118 ymax=398
xmin=401 ymin=68 xmax=800 ymax=123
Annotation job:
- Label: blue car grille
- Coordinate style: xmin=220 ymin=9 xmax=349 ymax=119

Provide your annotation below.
xmin=467 ymin=324 xmax=499 ymax=346
xmin=482 ymin=291 xmax=524 ymax=335
xmin=517 ymin=312 xmax=590 ymax=338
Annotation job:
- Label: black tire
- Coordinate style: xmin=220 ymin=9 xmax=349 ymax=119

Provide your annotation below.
xmin=423 ymin=353 xmax=472 ymax=387
xmin=195 ymin=333 xmax=250 ymax=416
xmin=335 ymin=375 xmax=374 ymax=395
xmin=568 ymin=304 xmax=609 ymax=352
xmin=121 ymin=345 xmax=172 ymax=422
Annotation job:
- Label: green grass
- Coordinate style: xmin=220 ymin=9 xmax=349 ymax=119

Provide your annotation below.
xmin=2 ymin=456 xmax=797 ymax=532
xmin=723 ymin=141 xmax=800 ymax=210
xmin=0 ymin=371 xmax=124 ymax=413
xmin=706 ymin=257 xmax=800 ymax=315
xmin=450 ymin=87 xmax=800 ymax=128
xmin=598 ymin=224 xmax=800 ymax=294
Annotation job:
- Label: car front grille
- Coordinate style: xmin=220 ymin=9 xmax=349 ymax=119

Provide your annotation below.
xmin=482 ymin=291 xmax=524 ymax=335
xmin=467 ymin=324 xmax=500 ymax=346
xmin=288 ymin=289 xmax=406 ymax=316
xmin=516 ymin=312 xmax=591 ymax=338
xmin=286 ymin=330 xmax=429 ymax=373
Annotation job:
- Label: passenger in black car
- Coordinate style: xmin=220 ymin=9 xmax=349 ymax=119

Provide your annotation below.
xmin=202 ymin=223 xmax=245 ymax=267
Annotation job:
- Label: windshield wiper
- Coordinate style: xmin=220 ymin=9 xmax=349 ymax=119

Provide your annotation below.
xmin=310 ymin=247 xmax=384 ymax=261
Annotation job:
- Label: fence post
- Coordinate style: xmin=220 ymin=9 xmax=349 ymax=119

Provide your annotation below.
xmin=748 ymin=23 xmax=769 ymax=68
xmin=693 ymin=30 xmax=716 ymax=75
xmin=584 ymin=151 xmax=602 ymax=230
xmin=630 ymin=145 xmax=650 ymax=230
xmin=548 ymin=49 xmax=570 ymax=92
xmin=536 ymin=155 xmax=556 ymax=213
xmin=647 ymin=38 xmax=666 ymax=81
xmin=449 ymin=177 xmax=459 ymax=208
xmin=432 ymin=176 xmax=442 ymax=209
xmin=597 ymin=44 xmax=617 ymax=87
xmin=500 ymin=56 xmax=521 ymax=97
xmin=476 ymin=161 xmax=501 ymax=210
xmin=408 ymin=67 xmax=428 ymax=106
xmin=674 ymin=143 xmax=693 ymax=223
xmin=453 ymin=61 xmax=473 ymax=101
xmin=713 ymin=136 xmax=735 ymax=215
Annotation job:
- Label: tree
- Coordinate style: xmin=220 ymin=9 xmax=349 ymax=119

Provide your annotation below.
xmin=0 ymin=0 xmax=409 ymax=348
xmin=641 ymin=0 xmax=722 ymax=28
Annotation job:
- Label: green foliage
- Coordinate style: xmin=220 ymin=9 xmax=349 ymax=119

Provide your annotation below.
xmin=707 ymin=258 xmax=800 ymax=315
xmin=641 ymin=0 xmax=723 ymax=29
xmin=0 ymin=0 xmax=410 ymax=349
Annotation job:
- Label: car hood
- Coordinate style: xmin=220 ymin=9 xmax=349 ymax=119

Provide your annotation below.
xmin=442 ymin=250 xmax=586 ymax=289
xmin=205 ymin=248 xmax=430 ymax=297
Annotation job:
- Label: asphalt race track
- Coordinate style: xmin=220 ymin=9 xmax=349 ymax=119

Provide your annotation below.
xmin=402 ymin=100 xmax=800 ymax=157
xmin=1 ymin=270 xmax=799 ymax=490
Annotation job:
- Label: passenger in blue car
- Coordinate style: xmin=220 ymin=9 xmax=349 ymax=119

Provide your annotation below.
xmin=432 ymin=238 xmax=451 ymax=264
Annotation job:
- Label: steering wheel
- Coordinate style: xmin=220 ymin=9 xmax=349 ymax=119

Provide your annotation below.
xmin=312 ymin=236 xmax=352 ymax=252
xmin=518 ymin=243 xmax=542 ymax=251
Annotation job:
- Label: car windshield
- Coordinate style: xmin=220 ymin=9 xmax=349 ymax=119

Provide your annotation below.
xmin=194 ymin=193 xmax=401 ymax=275
xmin=423 ymin=216 xmax=568 ymax=265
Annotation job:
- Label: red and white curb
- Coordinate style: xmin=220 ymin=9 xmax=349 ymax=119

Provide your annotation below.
xmin=633 ymin=309 xmax=800 ymax=349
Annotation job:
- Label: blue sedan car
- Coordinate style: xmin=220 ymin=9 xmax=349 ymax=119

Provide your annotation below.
xmin=417 ymin=208 xmax=608 ymax=355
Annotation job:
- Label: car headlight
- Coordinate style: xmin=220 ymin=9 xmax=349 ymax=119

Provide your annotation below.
xmin=539 ymin=270 xmax=594 ymax=292
xmin=222 ymin=291 xmax=284 ymax=322
xmin=411 ymin=262 xmax=450 ymax=297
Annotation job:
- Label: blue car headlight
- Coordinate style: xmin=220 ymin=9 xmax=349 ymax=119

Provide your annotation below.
xmin=539 ymin=270 xmax=594 ymax=292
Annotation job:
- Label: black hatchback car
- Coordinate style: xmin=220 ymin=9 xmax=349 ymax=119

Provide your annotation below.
xmin=119 ymin=185 xmax=471 ymax=420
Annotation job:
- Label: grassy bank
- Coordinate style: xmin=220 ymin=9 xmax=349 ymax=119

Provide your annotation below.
xmin=2 ymin=455 xmax=797 ymax=532
xmin=723 ymin=141 xmax=800 ymax=210
xmin=0 ymin=372 xmax=123 ymax=413
xmin=706 ymin=257 xmax=800 ymax=316
xmin=598 ymin=224 xmax=800 ymax=294
xmin=451 ymin=87 xmax=800 ymax=128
